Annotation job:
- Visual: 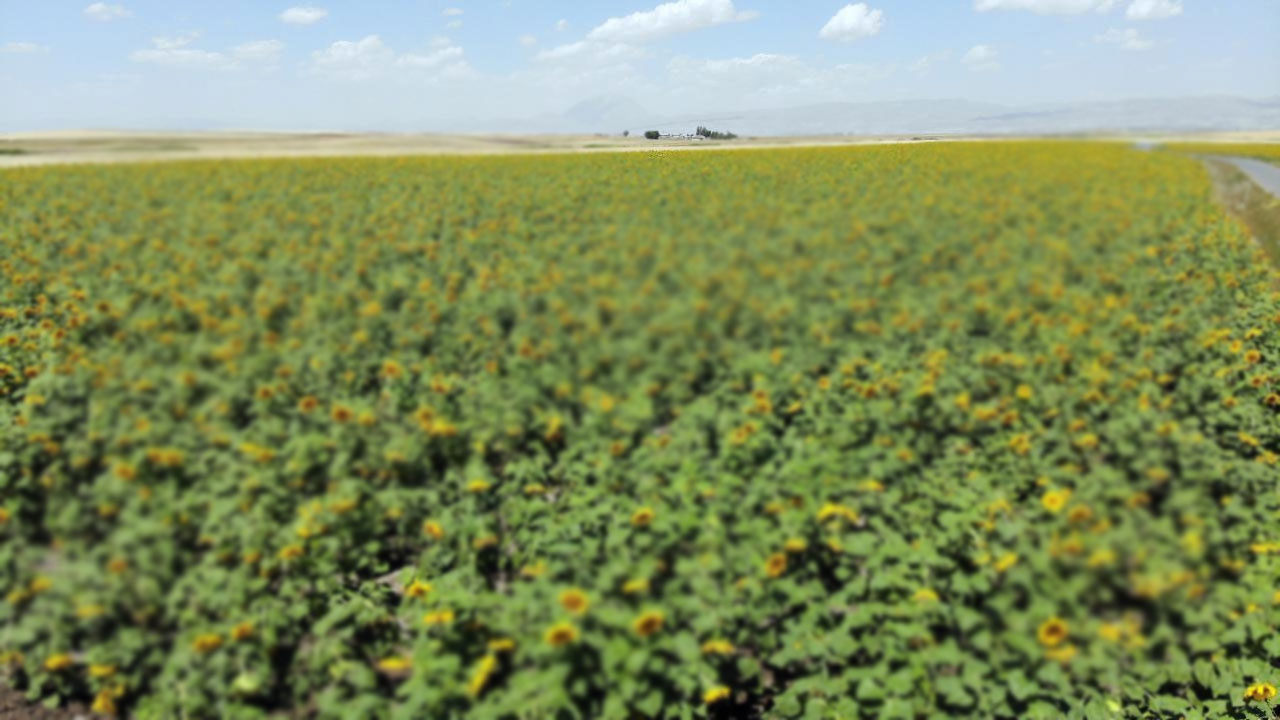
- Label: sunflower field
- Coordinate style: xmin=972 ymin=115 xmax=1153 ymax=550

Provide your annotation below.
xmin=2 ymin=142 xmax=1280 ymax=719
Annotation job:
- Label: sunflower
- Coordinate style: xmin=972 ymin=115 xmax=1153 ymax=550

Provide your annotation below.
xmin=375 ymin=656 xmax=412 ymax=677
xmin=1037 ymin=617 xmax=1069 ymax=647
xmin=466 ymin=654 xmax=498 ymax=698
xmin=230 ymin=622 xmax=254 ymax=641
xmin=816 ymin=502 xmax=858 ymax=524
xmin=487 ymin=638 xmax=516 ymax=653
xmin=1040 ymin=489 xmax=1071 ymax=514
xmin=632 ymin=610 xmax=665 ymax=638
xmin=404 ymin=580 xmax=433 ymax=598
xmin=44 ymin=653 xmax=74 ymax=671
xmin=1244 ymin=683 xmax=1278 ymax=702
xmin=544 ymin=621 xmax=579 ymax=648
xmin=764 ymin=552 xmax=787 ymax=578
xmin=630 ymin=507 xmax=655 ymax=527
xmin=622 ymin=577 xmax=650 ymax=595
xmin=382 ymin=359 xmax=404 ymax=379
xmin=700 ymin=639 xmax=735 ymax=655
xmin=422 ymin=610 xmax=455 ymax=626
xmin=558 ymin=588 xmax=590 ymax=615
xmin=91 ymin=690 xmax=117 ymax=716
xmin=192 ymin=633 xmax=223 ymax=654
xmin=704 ymin=686 xmax=731 ymax=704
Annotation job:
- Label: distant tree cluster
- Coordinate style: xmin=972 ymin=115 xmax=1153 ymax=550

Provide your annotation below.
xmin=695 ymin=126 xmax=738 ymax=140
xmin=639 ymin=128 xmax=737 ymax=140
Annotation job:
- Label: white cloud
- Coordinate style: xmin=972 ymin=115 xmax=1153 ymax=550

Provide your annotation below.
xmin=818 ymin=4 xmax=884 ymax=42
xmin=555 ymin=19 xmax=569 ymax=31
xmin=1126 ymin=0 xmax=1181 ymax=20
xmin=973 ymin=0 xmax=1178 ymax=21
xmin=311 ymin=35 xmax=394 ymax=78
xmin=537 ymin=40 xmax=644 ymax=63
xmin=537 ymin=41 xmax=589 ymax=60
xmin=131 ymin=46 xmax=225 ymax=68
xmin=83 ymin=3 xmax=130 ymax=21
xmin=974 ymin=0 xmax=1116 ymax=14
xmin=279 ymin=6 xmax=328 ymax=25
xmin=1095 ymin=27 xmax=1153 ymax=49
xmin=666 ymin=52 xmax=809 ymax=100
xmin=504 ymin=60 xmax=654 ymax=113
xmin=665 ymin=52 xmax=894 ymax=108
xmin=442 ymin=7 xmax=463 ymax=16
xmin=447 ymin=20 xmax=463 ymax=29
xmin=670 ymin=52 xmax=801 ymax=76
xmin=586 ymin=0 xmax=757 ymax=44
xmin=232 ymin=39 xmax=284 ymax=63
xmin=519 ymin=34 xmax=538 ymax=47
xmin=151 ymin=32 xmax=200 ymax=51
xmin=310 ymin=34 xmax=470 ymax=80
xmin=398 ymin=45 xmax=464 ymax=68
xmin=962 ymin=44 xmax=999 ymax=70
xmin=130 ymin=35 xmax=284 ymax=69
xmin=1 ymin=42 xmax=49 ymax=54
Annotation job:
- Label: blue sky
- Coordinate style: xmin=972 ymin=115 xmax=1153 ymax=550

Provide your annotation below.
xmin=0 ymin=0 xmax=1276 ymax=130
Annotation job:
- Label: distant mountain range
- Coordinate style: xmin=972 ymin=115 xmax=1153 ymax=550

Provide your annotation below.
xmin=490 ymin=95 xmax=1280 ymax=137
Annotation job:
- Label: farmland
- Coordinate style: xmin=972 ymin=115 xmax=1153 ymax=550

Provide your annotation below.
xmin=2 ymin=142 xmax=1279 ymax=719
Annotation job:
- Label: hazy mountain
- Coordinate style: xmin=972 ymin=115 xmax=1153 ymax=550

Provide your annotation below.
xmin=647 ymin=99 xmax=1009 ymax=136
xmin=562 ymin=96 xmax=656 ymax=131
xmin=968 ymin=96 xmax=1280 ymax=135
xmin=521 ymin=94 xmax=1280 ymax=137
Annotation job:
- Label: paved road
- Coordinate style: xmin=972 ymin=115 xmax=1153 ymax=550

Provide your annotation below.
xmin=1208 ymin=155 xmax=1280 ymax=197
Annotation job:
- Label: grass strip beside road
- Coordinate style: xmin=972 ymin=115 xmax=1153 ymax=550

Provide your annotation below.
xmin=1202 ymin=157 xmax=1280 ymax=263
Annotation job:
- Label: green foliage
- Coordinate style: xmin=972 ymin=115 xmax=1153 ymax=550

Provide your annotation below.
xmin=695 ymin=127 xmax=737 ymax=140
xmin=1 ymin=142 xmax=1279 ymax=718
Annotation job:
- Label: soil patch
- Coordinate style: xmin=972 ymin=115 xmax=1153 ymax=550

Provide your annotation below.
xmin=0 ymin=685 xmax=89 ymax=720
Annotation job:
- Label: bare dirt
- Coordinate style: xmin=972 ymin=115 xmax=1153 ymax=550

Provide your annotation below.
xmin=0 ymin=685 xmax=88 ymax=720
xmin=1 ymin=129 xmax=1276 ymax=170
xmin=0 ymin=130 xmax=946 ymax=169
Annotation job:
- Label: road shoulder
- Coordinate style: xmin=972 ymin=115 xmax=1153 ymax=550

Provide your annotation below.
xmin=1203 ymin=157 xmax=1280 ymax=262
